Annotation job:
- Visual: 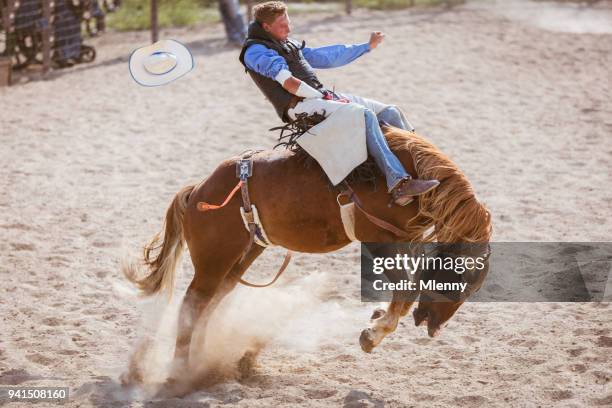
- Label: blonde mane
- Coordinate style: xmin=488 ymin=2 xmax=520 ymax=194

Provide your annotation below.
xmin=386 ymin=128 xmax=492 ymax=243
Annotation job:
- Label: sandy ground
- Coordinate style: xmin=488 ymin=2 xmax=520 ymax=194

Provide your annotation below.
xmin=1 ymin=0 xmax=611 ymax=406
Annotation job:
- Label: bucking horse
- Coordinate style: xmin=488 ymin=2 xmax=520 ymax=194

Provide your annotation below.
xmin=121 ymin=124 xmax=492 ymax=390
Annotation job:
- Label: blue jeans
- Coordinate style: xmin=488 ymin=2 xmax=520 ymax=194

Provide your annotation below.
xmin=377 ymin=105 xmax=415 ymax=133
xmin=218 ymin=0 xmax=246 ymax=43
xmin=364 ymin=108 xmax=411 ymax=191
xmin=338 ymin=94 xmax=415 ymax=192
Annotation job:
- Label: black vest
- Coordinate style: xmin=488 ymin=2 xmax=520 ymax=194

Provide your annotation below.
xmin=239 ymin=21 xmax=327 ymax=123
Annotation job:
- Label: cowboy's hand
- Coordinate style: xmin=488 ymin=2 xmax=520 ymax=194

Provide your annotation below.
xmin=368 ymin=31 xmax=385 ymax=50
xmin=322 ymin=91 xmax=350 ymax=103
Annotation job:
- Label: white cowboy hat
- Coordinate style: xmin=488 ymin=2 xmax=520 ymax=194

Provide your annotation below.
xmin=129 ymin=39 xmax=194 ymax=87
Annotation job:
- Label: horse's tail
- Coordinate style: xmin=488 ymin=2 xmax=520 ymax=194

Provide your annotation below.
xmin=123 ymin=184 xmax=195 ymax=299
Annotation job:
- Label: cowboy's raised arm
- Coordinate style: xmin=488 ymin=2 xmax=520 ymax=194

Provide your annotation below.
xmin=301 ymin=31 xmax=385 ymax=69
xmin=301 ymin=43 xmax=370 ymax=69
xmin=244 ymin=44 xmax=323 ymax=98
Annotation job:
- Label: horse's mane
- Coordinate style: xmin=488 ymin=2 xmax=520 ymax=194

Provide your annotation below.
xmin=385 ymin=128 xmax=493 ymax=244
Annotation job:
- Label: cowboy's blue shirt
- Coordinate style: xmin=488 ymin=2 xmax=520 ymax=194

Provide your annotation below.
xmin=243 ymin=42 xmax=371 ymax=80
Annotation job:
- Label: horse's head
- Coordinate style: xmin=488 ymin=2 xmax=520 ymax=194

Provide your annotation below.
xmin=413 ymin=243 xmax=491 ymax=337
xmin=385 ymin=128 xmax=493 ymax=337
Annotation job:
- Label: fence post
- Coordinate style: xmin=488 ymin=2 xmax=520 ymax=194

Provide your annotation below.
xmin=0 ymin=0 xmax=13 ymax=86
xmin=41 ymin=0 xmax=52 ymax=73
xmin=247 ymin=0 xmax=253 ymax=23
xmin=1 ymin=0 xmax=16 ymax=68
xmin=346 ymin=0 xmax=352 ymax=15
xmin=151 ymin=0 xmax=158 ymax=43
xmin=1 ymin=0 xmax=16 ymax=38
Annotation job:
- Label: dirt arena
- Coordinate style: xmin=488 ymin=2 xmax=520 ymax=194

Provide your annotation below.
xmin=1 ymin=0 xmax=611 ymax=406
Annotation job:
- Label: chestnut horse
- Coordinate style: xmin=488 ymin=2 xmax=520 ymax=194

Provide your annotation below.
xmin=123 ymin=126 xmax=492 ymax=383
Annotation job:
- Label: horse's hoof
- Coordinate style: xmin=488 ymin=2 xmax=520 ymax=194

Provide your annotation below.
xmin=119 ymin=366 xmax=145 ymax=387
xmin=359 ymin=329 xmax=375 ymax=353
xmin=413 ymin=308 xmax=428 ymax=327
xmin=370 ymin=308 xmax=386 ymax=320
xmin=238 ymin=350 xmax=258 ymax=380
xmin=119 ymin=371 xmax=140 ymax=387
xmin=155 ymin=376 xmax=191 ymax=399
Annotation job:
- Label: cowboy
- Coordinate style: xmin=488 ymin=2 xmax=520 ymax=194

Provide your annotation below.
xmin=238 ymin=1 xmax=439 ymax=206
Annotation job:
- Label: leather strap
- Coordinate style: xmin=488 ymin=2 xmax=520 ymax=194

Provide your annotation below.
xmin=197 ymin=180 xmax=243 ymax=212
xmin=241 ymin=179 xmax=252 ymax=212
xmin=236 ymin=250 xmax=293 ymax=288
xmin=197 ymin=149 xmax=291 ymax=287
xmin=238 ymin=223 xmax=256 ymax=263
xmin=235 ymin=151 xmax=292 ymax=286
xmin=340 ymin=184 xmax=411 ymax=239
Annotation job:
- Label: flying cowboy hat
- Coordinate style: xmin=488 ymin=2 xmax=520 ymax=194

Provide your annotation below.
xmin=129 ymin=39 xmax=194 ymax=87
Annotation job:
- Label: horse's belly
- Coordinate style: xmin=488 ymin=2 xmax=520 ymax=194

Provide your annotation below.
xmin=247 ymin=153 xmax=352 ymax=252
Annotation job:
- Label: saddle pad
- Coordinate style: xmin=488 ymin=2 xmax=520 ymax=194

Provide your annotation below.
xmin=297 ymin=103 xmax=367 ymax=186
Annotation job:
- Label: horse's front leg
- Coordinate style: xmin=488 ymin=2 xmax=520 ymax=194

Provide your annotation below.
xmin=359 ymin=253 xmax=417 ymax=353
xmin=360 ymin=297 xmax=413 ymax=353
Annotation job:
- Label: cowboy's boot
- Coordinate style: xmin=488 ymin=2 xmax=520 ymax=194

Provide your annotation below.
xmin=391 ymin=178 xmax=440 ymax=206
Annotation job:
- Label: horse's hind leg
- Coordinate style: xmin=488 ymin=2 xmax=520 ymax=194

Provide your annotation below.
xmin=171 ymin=242 xmax=264 ymax=379
xmin=237 ymin=339 xmax=266 ymax=380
